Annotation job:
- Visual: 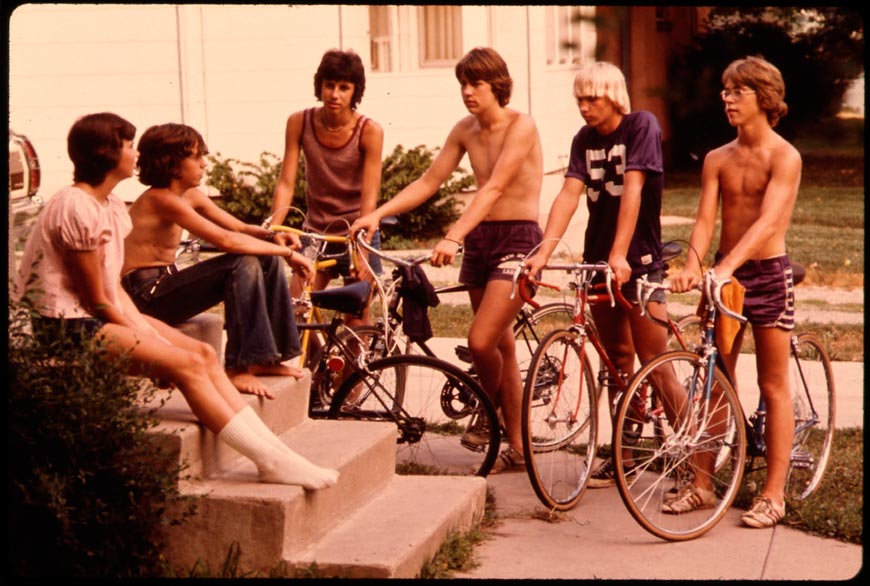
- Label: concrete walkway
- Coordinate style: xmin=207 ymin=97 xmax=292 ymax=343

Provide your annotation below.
xmin=418 ymin=337 xmax=863 ymax=580
xmin=443 ymin=353 xmax=863 ymax=580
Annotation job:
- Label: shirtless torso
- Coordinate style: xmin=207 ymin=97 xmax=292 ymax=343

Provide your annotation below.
xmin=455 ymin=109 xmax=542 ymax=224
xmin=709 ymin=134 xmax=801 ymax=261
xmin=123 ymin=188 xmax=188 ymax=272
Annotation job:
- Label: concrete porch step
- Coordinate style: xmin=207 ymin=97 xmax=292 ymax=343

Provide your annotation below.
xmin=149 ymin=369 xmax=488 ymax=577
xmin=162 ymin=417 xmax=400 ymax=572
xmin=288 ymin=474 xmax=486 ymax=578
xmin=145 ymin=373 xmax=311 ymax=479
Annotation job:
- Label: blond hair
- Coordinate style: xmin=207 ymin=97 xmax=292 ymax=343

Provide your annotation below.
xmin=573 ymin=61 xmax=631 ymax=115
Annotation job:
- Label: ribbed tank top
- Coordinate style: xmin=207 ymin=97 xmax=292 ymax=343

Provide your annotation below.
xmin=301 ymin=107 xmax=369 ymax=234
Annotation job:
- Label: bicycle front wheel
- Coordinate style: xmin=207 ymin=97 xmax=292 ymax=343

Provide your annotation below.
xmin=327 ymin=354 xmax=500 ymax=476
xmin=613 ymin=351 xmax=746 ymax=541
xmin=522 ymin=329 xmax=597 ymax=510
xmin=309 ymin=324 xmax=399 ymax=413
xmin=787 ymin=332 xmax=836 ymax=501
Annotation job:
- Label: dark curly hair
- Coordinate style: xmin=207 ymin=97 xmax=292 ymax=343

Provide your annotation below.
xmin=313 ymin=49 xmax=366 ymax=110
xmin=455 ymin=47 xmax=513 ymax=107
xmin=136 ymin=123 xmax=209 ymax=188
xmin=68 ymin=112 xmax=136 ymax=186
xmin=722 ymin=55 xmax=789 ymax=128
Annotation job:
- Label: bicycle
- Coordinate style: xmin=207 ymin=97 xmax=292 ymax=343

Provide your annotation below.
xmin=355 ymin=231 xmax=574 ymax=380
xmin=514 ymin=252 xmax=702 ymax=512
xmin=354 ymin=232 xmax=576 ymax=453
xmin=303 ymin=248 xmax=501 ymax=477
xmin=514 ymin=262 xmax=630 ymax=510
xmin=269 ymin=223 xmax=400 ymax=414
xmin=610 ymin=269 xmax=835 ymax=541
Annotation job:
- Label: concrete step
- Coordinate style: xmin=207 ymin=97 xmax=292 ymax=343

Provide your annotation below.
xmin=145 ymin=373 xmax=311 ymax=479
xmin=161 ymin=417 xmax=400 ymax=573
xmin=149 ymin=369 xmax=487 ymax=577
xmin=288 ymin=474 xmax=486 ymax=578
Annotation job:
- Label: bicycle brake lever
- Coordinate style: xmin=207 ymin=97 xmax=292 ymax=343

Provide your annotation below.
xmin=636 ymin=275 xmax=649 ymax=316
xmin=605 ymin=269 xmax=616 ymax=308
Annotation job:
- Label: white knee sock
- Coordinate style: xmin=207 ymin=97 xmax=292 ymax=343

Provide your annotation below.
xmin=218 ymin=410 xmax=339 ymax=490
xmin=237 ymin=405 xmax=289 ymax=451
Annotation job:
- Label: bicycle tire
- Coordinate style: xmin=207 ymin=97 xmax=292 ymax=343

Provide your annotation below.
xmin=308 ymin=324 xmax=400 ymax=411
xmin=613 ymin=351 xmax=746 ymax=541
xmin=521 ymin=328 xmax=598 ymax=510
xmin=327 ymin=353 xmax=501 ymax=476
xmin=786 ymin=332 xmax=836 ymax=501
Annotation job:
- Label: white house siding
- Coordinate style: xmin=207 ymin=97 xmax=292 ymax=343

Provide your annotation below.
xmin=8 ymin=4 xmax=592 ymax=204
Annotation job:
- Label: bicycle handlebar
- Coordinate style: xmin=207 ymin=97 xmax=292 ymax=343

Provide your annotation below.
xmin=634 ymin=271 xmax=747 ymax=324
xmin=270 ymin=224 xmax=351 ymax=245
xmin=513 ymin=262 xmax=631 ymax=310
xmin=355 ymin=230 xmax=437 ymax=269
xmin=703 ymin=269 xmax=748 ymax=323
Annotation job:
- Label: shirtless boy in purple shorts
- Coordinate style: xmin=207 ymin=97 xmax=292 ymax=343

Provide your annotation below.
xmin=671 ymin=56 xmax=802 ymax=528
xmin=352 ymin=47 xmax=543 ymax=473
xmin=459 ymin=220 xmax=542 ymax=288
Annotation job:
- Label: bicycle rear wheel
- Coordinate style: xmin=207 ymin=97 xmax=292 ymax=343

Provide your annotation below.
xmin=522 ymin=329 xmax=597 ymax=510
xmin=786 ymin=332 xmax=836 ymax=501
xmin=328 ymin=354 xmax=500 ymax=476
xmin=613 ymin=351 xmax=746 ymax=541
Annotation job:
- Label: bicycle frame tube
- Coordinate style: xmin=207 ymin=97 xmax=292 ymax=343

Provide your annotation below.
xmin=789 ymin=335 xmax=821 ymax=432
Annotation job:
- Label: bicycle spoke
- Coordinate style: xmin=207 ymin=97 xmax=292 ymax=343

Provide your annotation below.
xmin=613 ymin=351 xmax=746 ymax=541
xmin=785 ymin=333 xmax=835 ymax=501
xmin=522 ymin=329 xmax=597 ymax=510
xmin=328 ymin=354 xmax=500 ymax=476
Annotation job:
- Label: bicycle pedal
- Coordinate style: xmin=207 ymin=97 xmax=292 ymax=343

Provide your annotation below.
xmin=459 ymin=438 xmax=487 ymax=453
xmin=455 ymin=345 xmax=473 ymax=364
xmin=790 ymin=450 xmax=815 ymax=468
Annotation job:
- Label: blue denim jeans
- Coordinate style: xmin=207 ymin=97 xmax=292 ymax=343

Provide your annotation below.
xmin=122 ymin=254 xmax=301 ymax=369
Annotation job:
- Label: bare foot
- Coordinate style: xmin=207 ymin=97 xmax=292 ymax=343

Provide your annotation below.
xmin=227 ymin=369 xmax=276 ymax=399
xmin=249 ymin=363 xmax=305 ymax=379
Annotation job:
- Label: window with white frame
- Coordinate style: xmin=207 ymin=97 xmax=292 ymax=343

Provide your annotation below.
xmin=369 ymin=5 xmax=393 ymax=73
xmin=545 ymin=5 xmax=593 ymax=66
xmin=418 ymin=5 xmax=462 ymax=67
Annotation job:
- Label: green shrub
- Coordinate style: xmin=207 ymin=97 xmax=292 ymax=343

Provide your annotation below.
xmin=206 ymin=151 xmax=300 ymax=226
xmin=205 ymin=144 xmax=474 ymax=244
xmin=7 ymin=291 xmax=197 ymax=578
xmin=377 ymin=144 xmax=474 ymax=246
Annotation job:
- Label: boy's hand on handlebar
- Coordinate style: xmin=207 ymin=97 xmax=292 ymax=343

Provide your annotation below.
xmin=431 ymin=238 xmax=459 ymax=267
xmin=273 ymin=231 xmax=302 ymax=249
xmin=522 ymin=251 xmax=548 ymax=278
xmin=349 ymin=214 xmax=379 ymax=243
xmin=670 ymin=268 xmax=701 ymax=293
xmin=608 ymin=253 xmax=631 ymax=288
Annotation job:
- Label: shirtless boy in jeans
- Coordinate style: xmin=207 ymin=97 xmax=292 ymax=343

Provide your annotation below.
xmin=351 ymin=47 xmax=543 ymax=473
xmin=123 ymin=123 xmax=313 ymax=398
xmin=670 ymin=56 xmax=802 ymax=528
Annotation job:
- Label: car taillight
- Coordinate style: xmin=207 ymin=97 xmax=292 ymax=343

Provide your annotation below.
xmin=22 ymin=140 xmax=40 ymax=194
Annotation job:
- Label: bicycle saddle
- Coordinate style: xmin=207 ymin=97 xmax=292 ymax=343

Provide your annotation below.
xmin=792 ymin=261 xmax=805 ymax=285
xmin=309 ymin=279 xmax=372 ymax=317
xmin=661 ymin=241 xmax=682 ymax=262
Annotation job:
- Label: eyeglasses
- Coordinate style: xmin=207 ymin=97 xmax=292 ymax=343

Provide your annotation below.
xmin=720 ymin=87 xmax=756 ymax=100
